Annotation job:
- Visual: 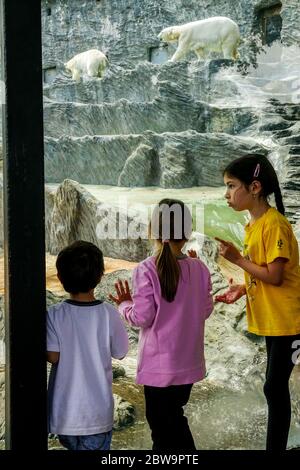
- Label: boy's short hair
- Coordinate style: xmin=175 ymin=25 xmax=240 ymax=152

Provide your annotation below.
xmin=56 ymin=241 xmax=104 ymax=294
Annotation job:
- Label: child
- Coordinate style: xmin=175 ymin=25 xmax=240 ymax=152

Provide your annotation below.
xmin=215 ymin=154 xmax=300 ymax=451
xmin=47 ymin=240 xmax=128 ymax=451
xmin=109 ymin=199 xmax=213 ymax=450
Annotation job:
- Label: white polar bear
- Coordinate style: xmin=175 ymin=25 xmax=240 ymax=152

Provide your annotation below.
xmin=158 ymin=17 xmax=241 ymax=62
xmin=64 ymin=49 xmax=108 ymax=81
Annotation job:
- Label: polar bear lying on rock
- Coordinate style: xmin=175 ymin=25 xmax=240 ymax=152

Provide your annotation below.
xmin=64 ymin=49 xmax=108 ymax=81
xmin=158 ymin=16 xmax=241 ymax=62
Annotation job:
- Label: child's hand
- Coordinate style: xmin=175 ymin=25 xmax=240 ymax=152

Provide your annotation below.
xmin=215 ymin=237 xmax=243 ymax=265
xmin=215 ymin=278 xmax=246 ymax=304
xmin=109 ymin=280 xmax=132 ymax=305
xmin=187 ymin=249 xmax=198 ymax=258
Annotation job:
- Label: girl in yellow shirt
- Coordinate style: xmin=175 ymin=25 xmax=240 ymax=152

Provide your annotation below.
xmin=215 ymin=153 xmax=300 ymax=451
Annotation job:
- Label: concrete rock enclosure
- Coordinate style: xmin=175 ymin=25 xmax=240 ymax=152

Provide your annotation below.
xmin=39 ymin=0 xmax=300 ymax=449
xmin=42 ymin=0 xmax=300 ymax=249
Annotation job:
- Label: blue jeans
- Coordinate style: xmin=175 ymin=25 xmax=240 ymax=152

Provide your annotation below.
xmin=58 ymin=430 xmax=112 ymax=450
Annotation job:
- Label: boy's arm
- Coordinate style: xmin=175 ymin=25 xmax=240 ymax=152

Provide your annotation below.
xmin=46 ymin=309 xmax=60 ymax=362
xmin=110 ymin=308 xmax=129 ymax=360
xmin=47 ymin=351 xmax=60 ymax=364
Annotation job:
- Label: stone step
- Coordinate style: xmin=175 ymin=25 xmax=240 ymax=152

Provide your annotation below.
xmin=44 ymin=131 xmax=266 ymax=186
xmin=283 ymin=180 xmax=300 ymax=191
xmin=275 ymin=129 xmax=294 ymax=138
xmin=286 ymin=171 xmax=300 ymax=180
xmin=286 ymin=153 xmax=300 ymax=167
xmin=44 ymin=97 xmax=204 ymax=137
xmin=44 ymin=98 xmax=256 ymax=138
xmin=44 ymin=64 xmax=158 ymax=105
xmin=275 ymin=121 xmax=300 ymax=139
xmin=44 ymin=61 xmax=212 ymax=105
xmin=258 ymin=117 xmax=293 ymax=132
xmin=288 ymin=146 xmax=300 ymax=155
xmin=285 ymin=164 xmax=300 ymax=176
xmin=282 ymin=134 xmax=300 ymax=145
xmin=266 ymin=102 xmax=300 ymax=121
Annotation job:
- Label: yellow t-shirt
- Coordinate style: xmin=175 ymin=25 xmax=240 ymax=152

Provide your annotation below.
xmin=243 ymin=207 xmax=300 ymax=336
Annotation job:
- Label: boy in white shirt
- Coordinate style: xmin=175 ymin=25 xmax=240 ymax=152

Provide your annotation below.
xmin=47 ymin=240 xmax=128 ymax=450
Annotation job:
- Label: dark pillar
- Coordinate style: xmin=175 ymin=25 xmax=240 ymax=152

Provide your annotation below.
xmin=1 ymin=0 xmax=47 ymax=450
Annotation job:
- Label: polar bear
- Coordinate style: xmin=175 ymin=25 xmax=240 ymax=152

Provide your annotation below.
xmin=158 ymin=17 xmax=241 ymax=62
xmin=64 ymin=49 xmax=108 ymax=81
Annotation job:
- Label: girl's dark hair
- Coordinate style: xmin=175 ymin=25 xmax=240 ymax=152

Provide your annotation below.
xmin=223 ymin=154 xmax=285 ymax=215
xmin=149 ymin=199 xmax=192 ymax=302
xmin=56 ymin=240 xmax=104 ymax=294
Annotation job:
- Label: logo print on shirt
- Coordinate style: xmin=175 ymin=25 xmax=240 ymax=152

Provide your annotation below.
xmin=277 ymin=239 xmax=283 ymax=249
xmin=243 ymin=244 xmax=250 ymax=261
xmin=247 ymin=276 xmax=257 ymax=302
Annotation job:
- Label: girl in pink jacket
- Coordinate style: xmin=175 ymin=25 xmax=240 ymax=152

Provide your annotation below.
xmin=109 ymin=198 xmax=213 ymax=450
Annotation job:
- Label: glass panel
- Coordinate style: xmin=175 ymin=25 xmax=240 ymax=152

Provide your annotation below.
xmin=42 ymin=0 xmax=300 ymax=451
xmin=0 ymin=8 xmax=4 ymax=449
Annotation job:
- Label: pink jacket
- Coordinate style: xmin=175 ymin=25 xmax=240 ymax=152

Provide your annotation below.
xmin=119 ymin=256 xmax=213 ymax=387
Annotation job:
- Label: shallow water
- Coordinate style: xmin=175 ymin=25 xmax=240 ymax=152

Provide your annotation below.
xmin=47 ymin=183 xmax=247 ymax=248
xmin=109 ymin=351 xmax=300 ymax=450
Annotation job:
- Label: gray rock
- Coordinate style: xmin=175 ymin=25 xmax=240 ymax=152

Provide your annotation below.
xmin=46 ymin=179 xmax=150 ymax=260
xmin=118 ymin=144 xmax=160 ymax=187
xmin=112 ymin=363 xmax=126 ymax=379
xmin=46 ymin=289 xmax=67 ymax=307
xmin=113 ymin=394 xmax=136 ymax=430
xmin=281 ymin=0 xmax=300 ymax=47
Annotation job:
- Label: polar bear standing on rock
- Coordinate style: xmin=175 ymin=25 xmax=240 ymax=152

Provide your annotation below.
xmin=158 ymin=17 xmax=241 ymax=62
xmin=64 ymin=49 xmax=108 ymax=81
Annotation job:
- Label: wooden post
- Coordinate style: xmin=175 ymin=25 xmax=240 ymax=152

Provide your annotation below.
xmin=1 ymin=0 xmax=47 ymax=450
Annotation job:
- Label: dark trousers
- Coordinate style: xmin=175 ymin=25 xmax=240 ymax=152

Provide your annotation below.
xmin=264 ymin=333 xmax=300 ymax=451
xmin=144 ymin=383 xmax=196 ymax=451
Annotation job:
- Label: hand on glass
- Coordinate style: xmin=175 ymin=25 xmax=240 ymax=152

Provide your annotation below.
xmin=109 ymin=279 xmax=132 ymax=305
xmin=187 ymin=249 xmax=198 ymax=258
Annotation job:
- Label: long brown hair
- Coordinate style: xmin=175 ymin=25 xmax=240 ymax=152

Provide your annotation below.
xmin=149 ymin=199 xmax=192 ymax=302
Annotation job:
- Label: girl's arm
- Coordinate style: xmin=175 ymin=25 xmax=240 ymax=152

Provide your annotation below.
xmin=109 ymin=267 xmax=157 ymax=328
xmin=236 ymin=256 xmax=286 ymax=286
xmin=215 ymin=278 xmax=246 ymax=304
xmin=215 ymin=237 xmax=287 ymax=286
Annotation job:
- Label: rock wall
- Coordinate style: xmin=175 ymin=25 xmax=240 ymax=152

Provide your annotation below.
xmin=42 ymin=0 xmax=293 ymax=69
xmin=44 ymin=131 xmax=267 ymax=187
xmin=281 ymin=0 xmax=300 ymax=46
xmin=40 ymin=0 xmax=300 ymax=226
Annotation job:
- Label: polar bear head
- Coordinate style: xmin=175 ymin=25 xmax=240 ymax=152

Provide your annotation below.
xmin=158 ymin=26 xmax=180 ymax=42
xmin=64 ymin=59 xmax=73 ymax=72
